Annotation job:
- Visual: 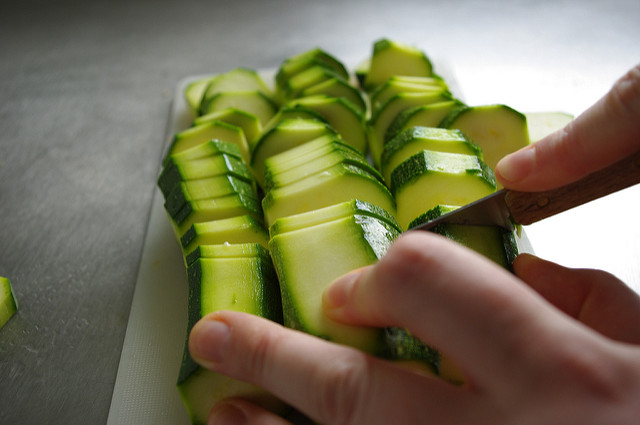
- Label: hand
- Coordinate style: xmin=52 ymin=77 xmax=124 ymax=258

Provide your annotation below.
xmin=189 ymin=232 xmax=640 ymax=424
xmin=495 ymin=63 xmax=640 ymax=191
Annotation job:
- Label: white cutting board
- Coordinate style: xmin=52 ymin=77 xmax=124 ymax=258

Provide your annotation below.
xmin=106 ymin=65 xmax=542 ymax=424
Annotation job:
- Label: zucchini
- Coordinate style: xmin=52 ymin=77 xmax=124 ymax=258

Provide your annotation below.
xmin=165 ymin=120 xmax=250 ymax=165
xmin=368 ymin=91 xmax=453 ymax=166
xmin=269 ymin=202 xmax=401 ymax=353
xmin=440 ymin=104 xmax=531 ymax=172
xmin=193 ymin=108 xmax=263 ymax=146
xmin=287 ymin=95 xmax=368 ymax=154
xmin=1 ymin=276 xmax=18 ymax=329
xmin=525 ymin=111 xmax=574 ymax=142
xmin=171 ymin=192 xmax=263 ymax=237
xmin=178 ymin=243 xmax=285 ymax=425
xmin=250 ymin=118 xmax=339 ymax=188
xmin=181 ymin=215 xmax=269 ymax=261
xmin=275 ymin=48 xmax=349 ymax=92
xmin=269 ymin=198 xmax=399 ymax=237
xmin=200 ymin=68 xmax=272 ymax=110
xmin=390 ymin=150 xmax=496 ymax=229
xmin=384 ymin=100 xmax=465 ymax=142
xmin=278 ymin=65 xmax=343 ymax=101
xmin=158 ymin=153 xmax=254 ymax=199
xmin=363 ymin=39 xmax=434 ymax=92
xmin=369 ymin=76 xmax=450 ymax=114
xmin=262 ymin=135 xmax=359 ymax=178
xmin=264 ymin=145 xmax=383 ymax=192
xmin=185 ymin=76 xmax=216 ymax=113
xmin=199 ymin=91 xmax=278 ymax=126
xmin=164 ymin=175 xmax=258 ymax=219
xmin=381 ymin=126 xmax=482 ymax=185
xmin=300 ymin=77 xmax=367 ymax=114
xmin=262 ymin=162 xmax=396 ymax=228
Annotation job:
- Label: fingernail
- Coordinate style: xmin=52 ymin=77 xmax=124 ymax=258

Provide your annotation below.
xmin=496 ymin=146 xmax=535 ymax=183
xmin=323 ymin=269 xmax=360 ymax=310
xmin=189 ymin=317 xmax=231 ymax=367
xmin=209 ymin=402 xmax=246 ymax=425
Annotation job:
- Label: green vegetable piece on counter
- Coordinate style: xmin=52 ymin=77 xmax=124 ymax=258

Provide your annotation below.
xmin=1 ymin=276 xmax=18 ymax=329
xmin=193 ymin=108 xmax=262 ymax=146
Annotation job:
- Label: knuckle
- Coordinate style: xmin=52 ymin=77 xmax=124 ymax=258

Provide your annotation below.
xmin=314 ymin=351 xmax=372 ymax=425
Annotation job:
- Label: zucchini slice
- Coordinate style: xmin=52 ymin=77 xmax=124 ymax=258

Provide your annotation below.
xmin=390 ymin=150 xmax=496 ymax=230
xmin=1 ymin=276 xmax=18 ymax=329
xmin=178 ymin=243 xmax=285 ymax=425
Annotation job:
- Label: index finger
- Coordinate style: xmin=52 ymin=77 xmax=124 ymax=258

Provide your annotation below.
xmin=495 ymin=63 xmax=640 ymax=191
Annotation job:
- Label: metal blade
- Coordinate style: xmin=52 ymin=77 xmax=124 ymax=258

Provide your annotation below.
xmin=411 ymin=189 xmax=514 ymax=231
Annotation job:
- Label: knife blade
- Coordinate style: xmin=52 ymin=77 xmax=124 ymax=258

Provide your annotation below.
xmin=412 ymin=148 xmax=640 ymax=232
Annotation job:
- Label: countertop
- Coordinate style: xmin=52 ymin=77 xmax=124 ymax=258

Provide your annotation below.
xmin=1 ymin=0 xmax=639 ymax=423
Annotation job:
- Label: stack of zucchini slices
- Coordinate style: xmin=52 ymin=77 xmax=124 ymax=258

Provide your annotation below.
xmin=160 ymin=38 xmax=535 ymax=423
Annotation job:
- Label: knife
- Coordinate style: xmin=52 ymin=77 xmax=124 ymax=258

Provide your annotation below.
xmin=412 ymin=149 xmax=640 ymax=232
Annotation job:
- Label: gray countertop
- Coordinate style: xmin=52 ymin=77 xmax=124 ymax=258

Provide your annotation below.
xmin=1 ymin=0 xmax=639 ymax=423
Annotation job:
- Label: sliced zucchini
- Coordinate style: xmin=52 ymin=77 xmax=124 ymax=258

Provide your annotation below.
xmin=368 ymin=91 xmax=453 ymax=166
xmin=165 ymin=120 xmax=250 ymax=165
xmin=269 ymin=210 xmax=401 ymax=354
xmin=440 ymin=104 xmax=531 ymax=172
xmin=192 ymin=108 xmax=262 ymax=146
xmin=262 ymin=135 xmax=357 ymax=176
xmin=409 ymin=205 xmax=519 ymax=269
xmin=278 ymin=65 xmax=343 ymax=101
xmin=171 ymin=192 xmax=263 ymax=237
xmin=1 ymin=276 xmax=18 ymax=329
xmin=264 ymin=146 xmax=383 ymax=191
xmin=381 ymin=127 xmax=481 ymax=185
xmin=164 ymin=175 xmax=258 ymax=218
xmin=269 ymin=198 xmax=399 ymax=237
xmin=181 ymin=215 xmax=269 ymax=260
xmin=178 ymin=243 xmax=285 ymax=425
xmin=390 ymin=150 xmax=496 ymax=229
xmin=185 ymin=76 xmax=216 ymax=113
xmin=262 ymin=162 xmax=396 ymax=228
xmin=369 ymin=76 xmax=450 ymax=114
xmin=165 ymin=139 xmax=243 ymax=166
xmin=385 ymin=100 xmax=465 ymax=142
xmin=158 ymin=153 xmax=254 ymax=199
xmin=363 ymin=39 xmax=433 ymax=92
xmin=250 ymin=118 xmax=339 ymax=188
xmin=525 ymin=111 xmax=574 ymax=142
xmin=200 ymin=68 xmax=272 ymax=109
xmin=199 ymin=91 xmax=278 ymax=126
xmin=300 ymin=77 xmax=367 ymax=114
xmin=275 ymin=48 xmax=349 ymax=91
xmin=287 ymin=95 xmax=368 ymax=154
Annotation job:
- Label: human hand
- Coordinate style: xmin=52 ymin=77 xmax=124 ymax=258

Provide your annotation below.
xmin=495 ymin=63 xmax=640 ymax=191
xmin=189 ymin=231 xmax=640 ymax=424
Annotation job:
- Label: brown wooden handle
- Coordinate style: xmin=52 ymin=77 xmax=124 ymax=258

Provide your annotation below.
xmin=505 ymin=149 xmax=640 ymax=225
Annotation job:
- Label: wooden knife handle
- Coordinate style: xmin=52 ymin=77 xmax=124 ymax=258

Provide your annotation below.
xmin=505 ymin=149 xmax=640 ymax=225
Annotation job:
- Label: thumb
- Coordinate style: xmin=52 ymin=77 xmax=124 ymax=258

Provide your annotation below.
xmin=496 ymin=64 xmax=640 ymax=191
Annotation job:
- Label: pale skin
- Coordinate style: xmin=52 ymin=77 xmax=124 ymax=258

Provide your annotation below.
xmin=189 ymin=63 xmax=640 ymax=425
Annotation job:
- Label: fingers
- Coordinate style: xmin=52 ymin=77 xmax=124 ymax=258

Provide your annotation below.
xmin=323 ymin=231 xmax=569 ymax=387
xmin=189 ymin=309 xmax=475 ymax=425
xmin=496 ymin=63 xmax=640 ymax=191
xmin=514 ymin=253 xmax=640 ymax=344
xmin=209 ymin=399 xmax=293 ymax=425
